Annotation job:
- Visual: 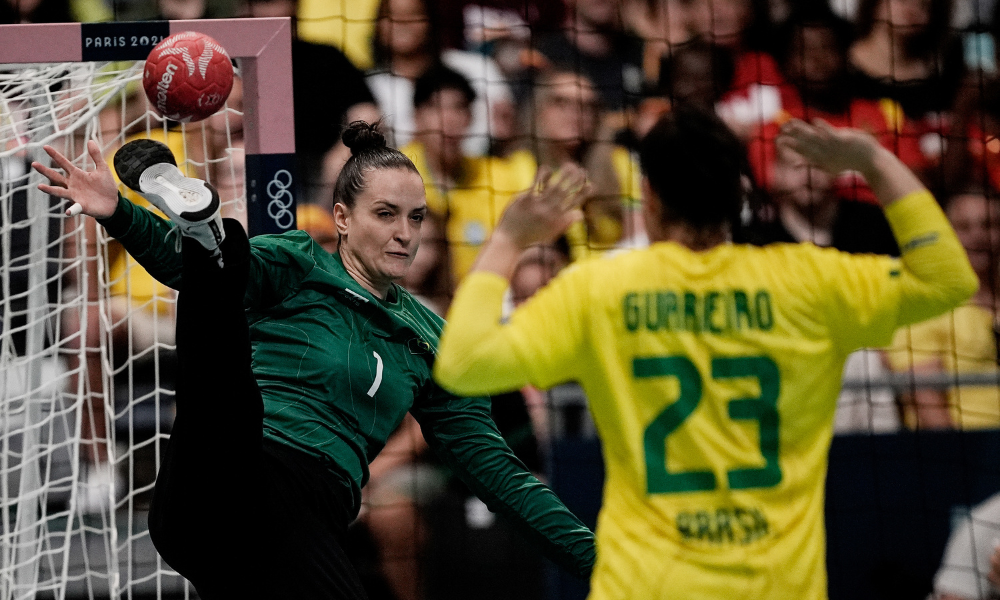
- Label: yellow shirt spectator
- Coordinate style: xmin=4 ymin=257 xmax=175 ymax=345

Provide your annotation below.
xmin=888 ymin=304 xmax=1000 ymax=429
xmin=296 ymin=0 xmax=380 ymax=69
xmin=402 ymin=142 xmax=536 ymax=283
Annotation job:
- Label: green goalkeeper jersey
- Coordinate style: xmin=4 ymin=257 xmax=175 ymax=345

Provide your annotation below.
xmin=99 ymin=196 xmax=595 ymax=578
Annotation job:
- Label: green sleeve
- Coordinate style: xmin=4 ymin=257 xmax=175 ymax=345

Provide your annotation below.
xmin=97 ymin=194 xmax=311 ymax=308
xmin=410 ymin=383 xmax=596 ymax=579
xmin=97 ymin=193 xmax=184 ymax=289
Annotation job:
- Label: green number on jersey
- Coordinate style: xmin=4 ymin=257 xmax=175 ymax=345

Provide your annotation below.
xmin=712 ymin=356 xmax=781 ymax=490
xmin=636 ymin=356 xmax=717 ymax=494
xmin=636 ymin=355 xmax=782 ymax=495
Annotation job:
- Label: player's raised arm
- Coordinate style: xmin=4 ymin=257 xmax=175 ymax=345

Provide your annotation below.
xmin=780 ymin=119 xmax=978 ymax=328
xmin=434 ymin=166 xmax=590 ymax=396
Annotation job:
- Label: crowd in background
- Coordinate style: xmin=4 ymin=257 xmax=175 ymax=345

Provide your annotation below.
xmin=10 ymin=0 xmax=1000 ymax=430
xmin=6 ymin=0 xmax=1000 ymax=598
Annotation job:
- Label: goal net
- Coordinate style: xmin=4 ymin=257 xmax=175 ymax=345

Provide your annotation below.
xmin=0 ymin=18 xmax=295 ymax=600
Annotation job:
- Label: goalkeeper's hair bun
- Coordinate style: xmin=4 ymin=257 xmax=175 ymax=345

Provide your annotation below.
xmin=342 ymin=120 xmax=388 ymax=155
xmin=333 ymin=120 xmax=419 ymax=209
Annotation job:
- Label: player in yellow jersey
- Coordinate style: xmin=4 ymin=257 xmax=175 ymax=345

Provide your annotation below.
xmin=432 ymin=106 xmax=978 ymax=599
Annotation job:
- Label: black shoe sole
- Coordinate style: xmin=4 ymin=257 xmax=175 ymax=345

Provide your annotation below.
xmin=113 ymin=139 xmax=177 ymax=192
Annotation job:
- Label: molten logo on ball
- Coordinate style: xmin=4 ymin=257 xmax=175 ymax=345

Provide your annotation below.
xmin=142 ymin=31 xmax=234 ymax=123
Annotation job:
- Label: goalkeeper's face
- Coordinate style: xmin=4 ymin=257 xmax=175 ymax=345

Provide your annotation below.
xmin=335 ymin=167 xmax=428 ymax=286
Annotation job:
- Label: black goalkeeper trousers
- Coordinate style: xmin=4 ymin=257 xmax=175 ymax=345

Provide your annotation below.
xmin=147 ymin=220 xmax=369 ymax=600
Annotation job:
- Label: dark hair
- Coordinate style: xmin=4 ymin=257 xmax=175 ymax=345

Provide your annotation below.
xmin=372 ymin=0 xmax=442 ymax=69
xmin=737 ymin=0 xmax=777 ymax=52
xmin=639 ymin=106 xmax=747 ymax=229
xmin=334 ymin=120 xmax=420 ymax=208
xmin=413 ymin=63 xmax=476 ymax=109
xmin=775 ymin=6 xmax=853 ymax=68
xmin=657 ymin=39 xmax=736 ymax=107
xmin=854 ymin=0 xmax=954 ymax=59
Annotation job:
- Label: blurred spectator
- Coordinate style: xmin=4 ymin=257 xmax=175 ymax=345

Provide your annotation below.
xmin=686 ymin=0 xmax=773 ymax=48
xmin=422 ymin=267 xmax=550 ymax=600
xmin=432 ymin=0 xmax=562 ymax=52
xmin=402 ymin=64 xmax=535 ymax=284
xmin=625 ymin=0 xmax=700 ymax=86
xmin=509 ymin=243 xmax=570 ymax=306
xmin=366 ymin=0 xmax=515 ymax=156
xmin=944 ymin=9 xmax=1000 ymax=192
xmin=751 ymin=142 xmax=899 ymax=253
xmin=747 ymin=7 xmax=925 ymax=198
xmin=294 ymin=0 xmax=380 ymax=70
xmin=687 ymin=0 xmax=784 ymax=138
xmin=658 ymin=39 xmax=735 ymax=111
xmin=245 ymin=0 xmax=381 ymax=206
xmin=531 ymin=0 xmax=645 ymax=111
xmin=944 ymin=77 xmax=1000 ymax=193
xmin=849 ymin=0 xmax=965 ymax=166
xmin=934 ymin=493 xmax=1000 ymax=599
xmin=887 ymin=189 xmax=1000 ymax=430
xmin=525 ymin=69 xmax=646 ymax=258
xmin=528 ymin=70 xmax=601 ymax=168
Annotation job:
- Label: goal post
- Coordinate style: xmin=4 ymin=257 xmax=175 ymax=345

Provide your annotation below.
xmin=0 ymin=18 xmax=295 ymax=599
xmin=0 ymin=17 xmax=297 ymax=232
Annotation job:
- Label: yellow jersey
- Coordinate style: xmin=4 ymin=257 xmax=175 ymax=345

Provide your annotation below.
xmin=434 ymin=191 xmax=977 ymax=599
xmin=402 ymin=142 xmax=536 ymax=283
xmin=888 ymin=303 xmax=1000 ymax=429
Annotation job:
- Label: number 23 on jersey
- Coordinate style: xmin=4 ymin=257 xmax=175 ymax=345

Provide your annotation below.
xmin=636 ymin=355 xmax=782 ymax=495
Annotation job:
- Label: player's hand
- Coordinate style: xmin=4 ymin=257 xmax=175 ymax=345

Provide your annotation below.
xmin=31 ymin=141 xmax=119 ymax=218
xmin=495 ymin=164 xmax=590 ymax=250
xmin=777 ymin=119 xmax=882 ymax=176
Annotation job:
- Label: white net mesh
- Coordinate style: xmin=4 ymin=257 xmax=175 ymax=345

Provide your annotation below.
xmin=0 ymin=60 xmax=246 ymax=600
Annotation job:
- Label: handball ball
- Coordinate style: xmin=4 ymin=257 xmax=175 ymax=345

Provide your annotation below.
xmin=142 ymin=31 xmax=234 ymax=123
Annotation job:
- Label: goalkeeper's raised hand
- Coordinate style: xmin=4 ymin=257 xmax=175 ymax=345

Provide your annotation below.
xmin=31 ymin=141 xmax=119 ymax=218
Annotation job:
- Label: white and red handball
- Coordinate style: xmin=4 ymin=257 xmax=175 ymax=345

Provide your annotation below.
xmin=142 ymin=31 xmax=234 ymax=123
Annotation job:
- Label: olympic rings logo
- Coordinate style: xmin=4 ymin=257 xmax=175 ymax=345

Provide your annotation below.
xmin=266 ymin=169 xmax=295 ymax=229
